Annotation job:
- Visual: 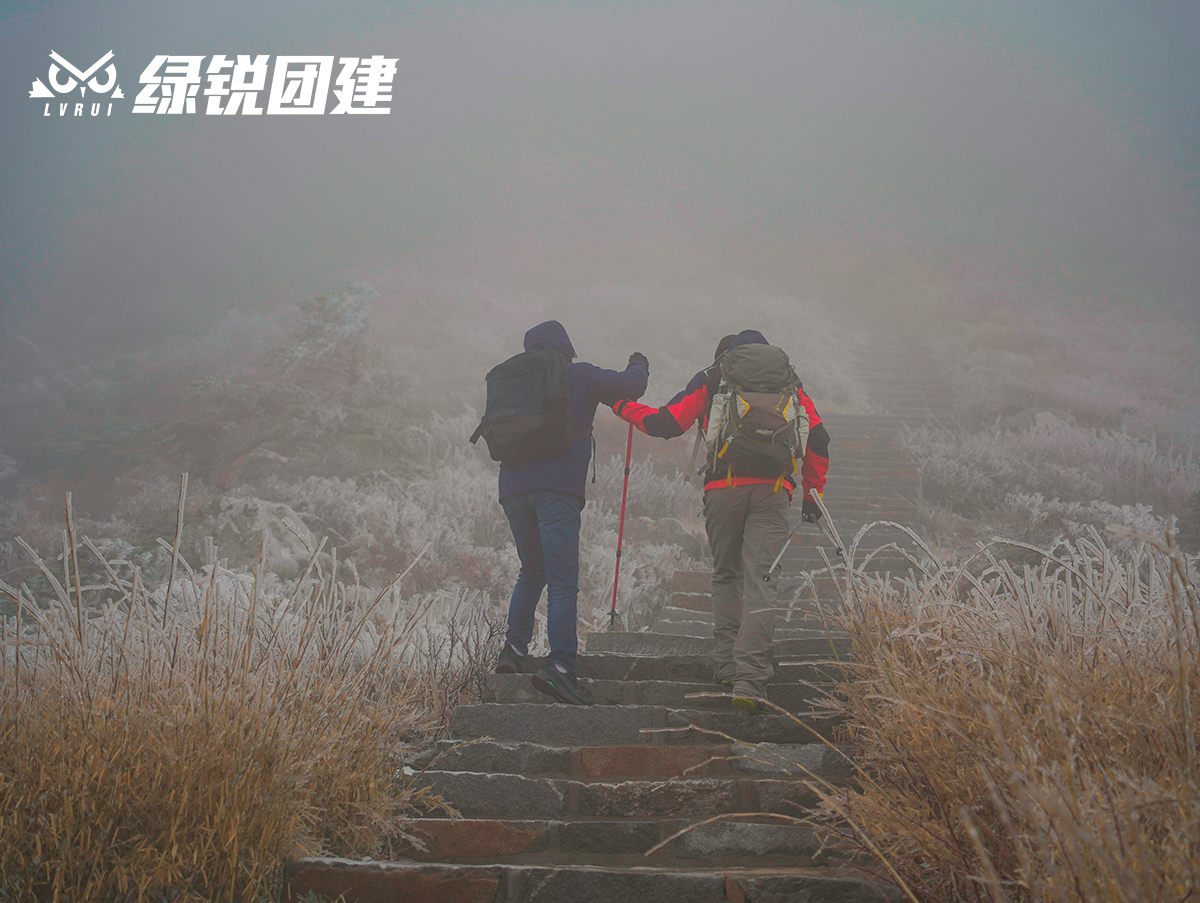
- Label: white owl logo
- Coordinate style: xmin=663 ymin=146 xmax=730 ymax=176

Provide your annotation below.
xmin=30 ymin=51 xmax=125 ymax=98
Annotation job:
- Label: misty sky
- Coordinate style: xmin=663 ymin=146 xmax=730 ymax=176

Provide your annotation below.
xmin=2 ymin=0 xmax=1198 ymax=364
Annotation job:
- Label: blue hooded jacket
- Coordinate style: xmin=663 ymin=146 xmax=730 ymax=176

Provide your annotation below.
xmin=497 ymin=320 xmax=648 ymax=504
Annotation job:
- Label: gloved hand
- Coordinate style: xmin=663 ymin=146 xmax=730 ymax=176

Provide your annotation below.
xmin=800 ymin=498 xmax=823 ymax=523
xmin=612 ymin=399 xmax=631 ymax=418
xmin=628 ymin=352 xmax=649 ymax=372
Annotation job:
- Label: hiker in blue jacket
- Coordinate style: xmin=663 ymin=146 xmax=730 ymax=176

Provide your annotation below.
xmin=492 ymin=320 xmax=648 ymax=706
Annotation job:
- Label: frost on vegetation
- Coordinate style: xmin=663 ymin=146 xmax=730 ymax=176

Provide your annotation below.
xmin=904 ymin=416 xmax=1200 ymax=536
xmin=0 ymin=508 xmax=462 ymax=903
xmin=1005 ymin=493 xmax=1166 ymax=552
xmin=818 ymin=525 xmax=1200 ymax=902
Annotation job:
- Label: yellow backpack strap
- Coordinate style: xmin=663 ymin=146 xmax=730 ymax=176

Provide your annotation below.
xmin=773 ymin=472 xmax=786 ymax=493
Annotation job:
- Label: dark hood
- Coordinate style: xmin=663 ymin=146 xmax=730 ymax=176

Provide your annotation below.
xmin=727 ymin=329 xmax=769 ymax=351
xmin=523 ymin=320 xmax=577 ymax=359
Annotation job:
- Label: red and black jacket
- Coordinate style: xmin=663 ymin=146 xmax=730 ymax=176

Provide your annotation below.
xmin=612 ymin=334 xmax=830 ymax=501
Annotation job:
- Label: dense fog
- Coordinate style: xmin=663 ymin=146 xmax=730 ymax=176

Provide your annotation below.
xmin=2 ymin=0 xmax=1198 ymax=594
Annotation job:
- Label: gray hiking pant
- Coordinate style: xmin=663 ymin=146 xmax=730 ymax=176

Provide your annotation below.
xmin=703 ymin=483 xmax=791 ymax=700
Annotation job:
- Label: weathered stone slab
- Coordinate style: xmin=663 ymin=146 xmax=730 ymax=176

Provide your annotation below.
xmin=729 ymin=872 xmax=908 ymax=903
xmin=396 ymin=819 xmax=551 ymax=860
xmin=659 ymin=606 xmax=715 ymax=623
xmin=283 ymin=860 xmax=502 ymax=903
xmin=651 ymin=619 xmax=713 ymax=638
xmin=503 ymin=865 xmax=726 ymax=902
xmin=578 ymin=777 xmax=740 ymax=818
xmin=659 ymin=710 xmax=845 ymax=745
xmin=449 ymin=703 xmax=669 ymax=746
xmin=670 ymin=819 xmax=823 ymax=863
xmin=670 ymin=590 xmax=713 ymax=610
xmin=579 ymin=744 xmax=732 ymax=779
xmin=729 ymin=741 xmax=856 ymax=780
xmin=668 ymin=572 xmax=712 ymax=593
xmin=585 ymin=632 xmax=712 ymax=656
xmin=284 ymin=860 xmax=904 ymax=903
xmin=585 ymin=632 xmax=854 ymax=660
xmin=525 ymin=652 xmax=711 ymax=683
xmin=423 ymin=772 xmax=567 ymax=818
xmin=410 ymin=740 xmax=571 ymax=776
xmin=556 ymin=820 xmax=663 ymax=856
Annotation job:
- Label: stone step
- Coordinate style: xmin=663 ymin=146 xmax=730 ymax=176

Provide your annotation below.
xmin=482 ymin=675 xmax=829 ymax=711
xmin=669 ymin=590 xmax=710 ymax=609
xmin=666 ymin=587 xmax=851 ymax=615
xmin=419 ymin=771 xmax=829 ymax=821
xmin=669 ymin=572 xmax=712 ymax=593
xmin=519 ymin=652 xmax=847 ymax=685
xmin=658 ymin=606 xmax=715 ymax=623
xmin=283 ymin=860 xmax=907 ymax=903
xmin=389 ymin=816 xmax=833 ymax=868
xmin=650 ymin=620 xmax=842 ymax=641
xmin=411 ymin=739 xmax=854 ymax=781
xmin=449 ymin=703 xmax=844 ymax=746
xmin=585 ymin=632 xmax=852 ymax=659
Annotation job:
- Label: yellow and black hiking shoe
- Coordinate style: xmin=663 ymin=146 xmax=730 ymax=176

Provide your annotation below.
xmin=732 ymin=695 xmax=771 ymax=717
xmin=532 ymin=665 xmax=590 ymax=706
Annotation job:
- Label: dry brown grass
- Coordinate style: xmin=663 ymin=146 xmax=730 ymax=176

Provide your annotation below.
xmin=0 ymin=481 xmax=452 ymax=903
xmin=817 ymin=520 xmax=1200 ymax=902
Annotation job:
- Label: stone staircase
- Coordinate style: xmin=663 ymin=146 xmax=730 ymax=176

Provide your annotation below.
xmin=283 ymin=569 xmax=902 ymax=902
xmin=281 ymin=328 xmax=948 ymax=902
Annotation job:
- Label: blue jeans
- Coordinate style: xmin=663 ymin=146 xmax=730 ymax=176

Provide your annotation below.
xmin=501 ymin=490 xmax=582 ymax=675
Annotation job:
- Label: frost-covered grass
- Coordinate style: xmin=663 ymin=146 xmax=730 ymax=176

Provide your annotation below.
xmin=237 ymin=412 xmax=704 ymax=635
xmin=0 ymin=453 xmax=701 ymax=900
xmin=900 ymin=287 xmax=1200 ymax=552
xmin=905 ymin=415 xmax=1200 ymax=547
xmin=0 ymin=490 xmax=472 ymax=903
xmin=815 ymin=524 xmax=1200 ymax=902
xmin=1 ymin=410 xmax=705 ymax=636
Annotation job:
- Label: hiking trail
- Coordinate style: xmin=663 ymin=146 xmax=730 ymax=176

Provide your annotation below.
xmin=283 ymin=326 xmax=949 ymax=903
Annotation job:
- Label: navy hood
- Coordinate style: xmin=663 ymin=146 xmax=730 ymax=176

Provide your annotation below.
xmin=727 ymin=329 xmax=769 ymax=351
xmin=524 ymin=320 xmax=577 ymax=359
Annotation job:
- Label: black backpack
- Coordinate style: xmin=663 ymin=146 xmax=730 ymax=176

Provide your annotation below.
xmin=470 ymin=348 xmax=573 ymax=467
xmin=705 ymin=343 xmax=809 ymax=480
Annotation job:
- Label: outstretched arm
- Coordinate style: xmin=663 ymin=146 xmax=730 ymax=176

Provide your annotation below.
xmin=589 ymin=354 xmax=649 ymax=405
xmin=612 ymin=382 xmax=709 ymax=439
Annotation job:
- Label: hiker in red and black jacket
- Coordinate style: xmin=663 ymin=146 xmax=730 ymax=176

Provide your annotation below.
xmin=610 ymin=329 xmax=830 ymax=713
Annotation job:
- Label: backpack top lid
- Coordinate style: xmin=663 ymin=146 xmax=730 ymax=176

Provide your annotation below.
xmin=720 ymin=343 xmax=795 ymax=392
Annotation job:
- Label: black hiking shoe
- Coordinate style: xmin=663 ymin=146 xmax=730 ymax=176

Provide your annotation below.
xmin=531 ymin=665 xmax=590 ymax=706
xmin=495 ymin=644 xmax=525 ymax=674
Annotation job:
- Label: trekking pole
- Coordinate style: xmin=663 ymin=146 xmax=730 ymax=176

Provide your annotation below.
xmin=609 ymin=421 xmax=634 ymax=629
xmin=762 ymin=517 xmax=806 ymax=584
xmin=763 ymin=494 xmax=846 ymax=582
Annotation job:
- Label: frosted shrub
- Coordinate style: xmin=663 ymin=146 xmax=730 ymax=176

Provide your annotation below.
xmin=818 ymin=526 xmax=1200 ymax=902
xmin=905 ymin=418 xmax=1200 ymax=529
xmin=248 ymin=413 xmax=703 ymax=632
xmin=1004 ymin=492 xmax=1166 ymax=552
xmin=0 ymin=496 xmax=448 ymax=903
